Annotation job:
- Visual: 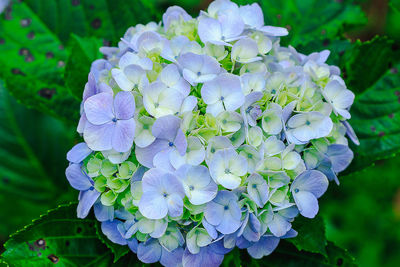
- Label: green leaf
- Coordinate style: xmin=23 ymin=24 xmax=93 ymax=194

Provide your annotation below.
xmin=152 ymin=0 xmax=202 ymax=17
xmin=233 ymin=0 xmax=367 ymax=47
xmin=65 ymin=34 xmax=103 ymax=99
xmin=0 ymin=0 xmax=161 ymax=123
xmin=1 ymin=203 xmax=110 ymax=267
xmin=387 ymin=0 xmax=400 ymax=41
xmin=95 ymin=221 xmax=129 ymax=263
xmin=23 ymin=0 xmax=116 ymax=43
xmin=344 ymin=63 xmax=400 ymax=174
xmin=341 ymin=36 xmax=399 ymax=94
xmin=288 ymin=215 xmax=327 ymax=257
xmin=0 ymin=1 xmax=80 ymax=123
xmin=104 ymin=0 xmax=162 ymax=38
xmin=295 ymin=38 xmax=351 ymax=66
xmin=0 ymin=81 xmax=75 ymax=238
xmin=222 ymin=241 xmax=355 ymax=267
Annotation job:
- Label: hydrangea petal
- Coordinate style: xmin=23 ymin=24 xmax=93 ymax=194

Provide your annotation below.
xmin=112 ymin=119 xmax=136 ymax=153
xmin=67 ymin=143 xmax=92 ymax=164
xmin=84 ymin=92 xmax=114 ymax=125
xmin=66 ymin=164 xmax=92 ymax=191
xmin=101 ymin=221 xmax=127 ymax=245
xmin=138 ymin=239 xmax=162 ymax=264
xmin=77 ymin=189 xmax=100 ymax=219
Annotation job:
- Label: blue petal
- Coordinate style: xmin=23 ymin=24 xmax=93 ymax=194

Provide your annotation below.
xmin=243 ymin=213 xmax=261 ymax=242
xmin=293 ymin=191 xmax=319 ymax=218
xmin=127 ymin=238 xmax=138 ymax=253
xmin=65 ymin=164 xmax=92 ymax=191
xmin=101 ymin=220 xmax=127 ymax=245
xmin=268 ymin=213 xmax=291 ymax=237
xmin=138 ymin=239 xmax=162 ymax=264
xmin=160 ymin=247 xmax=184 ymax=267
xmin=327 ymin=144 xmax=353 ymax=173
xmin=202 ymin=219 xmax=218 ymax=239
xmin=94 ymin=202 xmax=114 ymax=222
xmin=152 ymin=115 xmax=181 ymax=141
xmin=66 ymin=143 xmax=92 ymax=163
xmin=136 ymin=139 xmax=169 ymax=168
xmin=291 ymin=170 xmax=329 ymax=198
xmin=77 ymin=189 xmax=100 ymax=218
xmin=183 ymin=246 xmax=224 ymax=267
xmin=247 ymin=236 xmax=280 ymax=259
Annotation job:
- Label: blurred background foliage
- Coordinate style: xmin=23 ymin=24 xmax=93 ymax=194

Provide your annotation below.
xmin=0 ymin=0 xmax=399 ymax=266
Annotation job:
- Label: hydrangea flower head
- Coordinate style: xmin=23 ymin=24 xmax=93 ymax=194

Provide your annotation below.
xmin=65 ymin=1 xmax=358 ymax=266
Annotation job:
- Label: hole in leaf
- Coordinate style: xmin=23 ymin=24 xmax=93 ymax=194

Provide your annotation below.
xmin=46 ymin=52 xmax=54 ymax=59
xmin=336 ymin=258 xmax=344 ymax=266
xmin=34 ymin=238 xmax=46 ymax=249
xmin=57 ymin=61 xmax=65 ymax=68
xmin=378 ymin=131 xmax=385 ymax=137
xmin=19 ymin=48 xmax=30 ymax=56
xmin=321 ymin=29 xmax=326 ymax=35
xmin=89 ymin=4 xmax=95 ymax=10
xmin=65 ymin=240 xmax=70 ymax=247
xmin=392 ymin=43 xmax=399 ymax=51
xmin=2 ymin=177 xmax=9 ymax=184
xmin=388 ymin=113 xmax=394 ymax=119
xmin=71 ymin=0 xmax=80 ymax=6
xmin=25 ymin=54 xmax=34 ymax=62
xmin=91 ymin=18 xmax=101 ymax=29
xmin=0 ymin=38 xmax=4 ymax=45
xmin=11 ymin=68 xmax=25 ymax=76
xmin=76 ymin=227 xmax=82 ymax=233
xmin=27 ymin=31 xmax=35 ymax=40
xmin=20 ymin=18 xmax=31 ymax=27
xmin=38 ymin=88 xmax=56 ymax=99
xmin=390 ymin=68 xmax=398 ymax=74
xmin=47 ymin=254 xmax=59 ymax=264
xmin=323 ymin=39 xmax=329 ymax=46
xmin=370 ymin=126 xmax=376 ymax=132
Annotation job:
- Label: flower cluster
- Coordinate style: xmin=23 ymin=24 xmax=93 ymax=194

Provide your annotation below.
xmin=65 ymin=0 xmax=358 ymax=266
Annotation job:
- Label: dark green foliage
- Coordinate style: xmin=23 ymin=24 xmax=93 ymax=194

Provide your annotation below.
xmin=0 ymin=1 xmax=79 ymax=123
xmin=65 ymin=34 xmax=103 ymax=99
xmin=1 ymin=203 xmax=111 ymax=267
xmin=344 ymin=63 xmax=400 ymax=173
xmin=321 ymin=156 xmax=400 ymax=267
xmin=0 ymin=0 xmax=161 ymax=123
xmin=0 ymin=82 xmax=76 ymax=239
xmin=0 ymin=0 xmax=400 ymax=266
xmin=222 ymin=241 xmax=355 ymax=267
xmin=233 ymin=0 xmax=367 ymax=47
xmin=95 ymin=221 xmax=129 ymax=263
xmin=341 ymin=36 xmax=399 ymax=94
xmin=288 ymin=215 xmax=327 ymax=256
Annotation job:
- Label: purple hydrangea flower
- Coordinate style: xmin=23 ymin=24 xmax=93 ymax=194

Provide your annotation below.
xmin=137 ymin=238 xmax=184 ymax=266
xmin=178 ymin=53 xmax=221 ymax=86
xmin=135 ymin=115 xmax=187 ymax=168
xmin=138 ymin=168 xmax=185 ymax=219
xmin=290 ymin=170 xmax=329 ymax=218
xmin=204 ymin=190 xmax=242 ymax=234
xmin=83 ymin=91 xmax=136 ymax=152
xmin=65 ymin=163 xmax=100 ymax=218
